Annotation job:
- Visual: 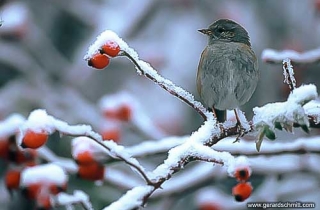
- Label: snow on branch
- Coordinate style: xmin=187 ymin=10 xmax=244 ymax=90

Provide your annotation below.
xmin=304 ymin=100 xmax=320 ymax=125
xmin=0 ymin=113 xmax=25 ymax=138
xmin=253 ymin=84 xmax=317 ymax=129
xmin=262 ymin=47 xmax=320 ymax=64
xmin=53 ymin=190 xmax=93 ymax=210
xmin=83 ymin=30 xmax=320 ymax=209
xmin=282 ymin=58 xmax=296 ymax=90
xmin=253 ymin=84 xmax=318 ymax=150
xmin=20 ymin=163 xmax=68 ymax=187
xmin=84 ymin=30 xmax=210 ymax=120
xmin=19 ymin=109 xmax=152 ymax=184
xmin=102 ymin=118 xmax=251 ymax=209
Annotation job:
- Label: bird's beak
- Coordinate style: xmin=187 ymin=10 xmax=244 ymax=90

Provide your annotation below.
xmin=198 ymin=29 xmax=211 ymax=35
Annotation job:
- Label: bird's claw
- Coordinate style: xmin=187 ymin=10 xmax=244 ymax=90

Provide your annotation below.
xmin=233 ymin=122 xmax=246 ymax=143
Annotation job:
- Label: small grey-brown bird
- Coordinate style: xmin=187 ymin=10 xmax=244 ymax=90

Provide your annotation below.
xmin=197 ymin=19 xmax=259 ymax=123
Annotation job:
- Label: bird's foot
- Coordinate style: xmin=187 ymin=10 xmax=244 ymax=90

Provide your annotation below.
xmin=233 ymin=122 xmax=246 ymax=143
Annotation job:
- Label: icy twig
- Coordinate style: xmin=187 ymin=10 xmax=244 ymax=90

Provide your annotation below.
xmin=20 ymin=109 xmax=153 ymax=185
xmin=262 ymin=48 xmax=320 ymax=64
xmin=53 ymin=190 xmax=93 ymax=210
xmin=84 ymin=30 xmax=209 ymax=120
xmin=121 ymin=51 xmax=209 ymax=120
xmin=83 ymin=30 xmax=320 ymax=209
xmin=103 ymin=117 xmax=252 ymax=209
xmin=253 ymin=85 xmax=317 ymax=131
xmin=282 ymin=58 xmax=296 ymax=91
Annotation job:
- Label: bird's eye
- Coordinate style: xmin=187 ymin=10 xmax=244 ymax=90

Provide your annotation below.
xmin=217 ymin=27 xmax=225 ymax=33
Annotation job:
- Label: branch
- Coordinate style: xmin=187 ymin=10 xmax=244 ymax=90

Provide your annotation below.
xmin=282 ymin=58 xmax=296 ymax=91
xmin=53 ymin=190 xmax=94 ymax=210
xmin=102 ymin=119 xmax=251 ymax=209
xmin=262 ymin=47 xmax=320 ymax=64
xmin=121 ymin=51 xmax=209 ymax=120
xmin=20 ymin=109 xmax=153 ymax=185
xmin=84 ymin=30 xmax=210 ymax=120
xmin=83 ymin=30 xmax=320 ymax=209
xmin=113 ymin=135 xmax=320 ymax=161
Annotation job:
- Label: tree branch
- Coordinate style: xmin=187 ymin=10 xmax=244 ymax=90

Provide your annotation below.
xmin=121 ymin=51 xmax=209 ymax=120
xmin=262 ymin=48 xmax=320 ymax=64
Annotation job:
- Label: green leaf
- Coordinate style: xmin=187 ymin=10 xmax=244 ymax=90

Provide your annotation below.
xmin=265 ymin=128 xmax=276 ymax=140
xmin=256 ymin=138 xmax=263 ymax=152
xmin=300 ymin=124 xmax=310 ymax=134
xmin=256 ymin=129 xmax=265 ymax=152
xmin=283 ymin=123 xmax=293 ymax=133
xmin=274 ymin=122 xmax=282 ymax=130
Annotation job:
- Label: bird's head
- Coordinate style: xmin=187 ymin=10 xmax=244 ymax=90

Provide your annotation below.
xmin=198 ymin=19 xmax=251 ymax=46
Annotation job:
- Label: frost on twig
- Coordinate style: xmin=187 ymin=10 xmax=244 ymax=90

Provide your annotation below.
xmin=262 ymin=47 xmax=320 ymax=64
xmin=83 ymin=30 xmax=320 ymax=209
xmin=53 ymin=190 xmax=93 ymax=210
xmin=253 ymin=84 xmax=318 ymax=151
xmin=0 ymin=113 xmax=25 ymax=138
xmin=84 ymin=30 xmax=210 ymax=121
xmin=282 ymin=58 xmax=296 ymax=90
xmin=102 ymin=117 xmax=251 ymax=209
xmin=304 ymin=100 xmax=320 ymax=125
xmin=19 ymin=109 xmax=152 ymax=184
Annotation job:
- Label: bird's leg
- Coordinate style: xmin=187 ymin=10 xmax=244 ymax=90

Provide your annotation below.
xmin=211 ymin=107 xmax=224 ymax=132
xmin=233 ymin=109 xmax=245 ymax=142
xmin=211 ymin=107 xmax=218 ymax=121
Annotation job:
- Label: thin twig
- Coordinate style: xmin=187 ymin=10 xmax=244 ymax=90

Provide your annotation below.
xmin=282 ymin=58 xmax=296 ymax=91
xmin=262 ymin=48 xmax=320 ymax=64
xmin=63 ymin=132 xmax=154 ymax=185
xmin=121 ymin=51 xmax=208 ymax=120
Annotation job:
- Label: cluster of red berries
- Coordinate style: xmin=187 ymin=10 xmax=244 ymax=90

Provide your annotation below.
xmin=20 ymin=180 xmax=67 ymax=209
xmin=100 ymin=103 xmax=132 ymax=143
xmin=73 ymin=137 xmax=105 ymax=181
xmin=0 ymin=135 xmax=37 ymax=166
xmin=87 ymin=41 xmax=121 ymax=69
xmin=232 ymin=166 xmax=253 ymax=202
xmin=6 ymin=169 xmax=65 ymax=210
xmin=2 ymin=131 xmax=66 ymax=210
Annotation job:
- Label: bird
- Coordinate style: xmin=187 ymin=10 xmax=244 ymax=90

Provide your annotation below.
xmin=197 ymin=19 xmax=259 ymax=124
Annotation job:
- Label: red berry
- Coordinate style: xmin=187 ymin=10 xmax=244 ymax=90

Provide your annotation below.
xmin=117 ymin=104 xmax=132 ymax=121
xmin=199 ymin=202 xmax=222 ymax=210
xmin=75 ymin=150 xmax=95 ymax=165
xmin=103 ymin=104 xmax=132 ymax=122
xmin=0 ymin=139 xmax=9 ymax=159
xmin=100 ymin=41 xmax=120 ymax=57
xmin=101 ymin=128 xmax=121 ymax=143
xmin=234 ymin=166 xmax=251 ymax=182
xmin=232 ymin=182 xmax=252 ymax=202
xmin=5 ymin=169 xmax=21 ymax=190
xmin=77 ymin=162 xmax=105 ymax=181
xmin=23 ymin=183 xmax=41 ymax=200
xmin=88 ymin=54 xmax=110 ymax=69
xmin=15 ymin=149 xmax=37 ymax=164
xmin=49 ymin=183 xmax=67 ymax=195
xmin=21 ymin=130 xmax=48 ymax=149
xmin=36 ymin=193 xmax=51 ymax=210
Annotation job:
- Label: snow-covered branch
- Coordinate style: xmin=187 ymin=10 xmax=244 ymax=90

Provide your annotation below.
xmin=19 ymin=109 xmax=152 ymax=184
xmin=262 ymin=47 xmax=320 ymax=64
xmin=81 ymin=29 xmax=320 ymax=209
xmin=101 ymin=117 xmax=251 ymax=209
xmin=84 ymin=30 xmax=210 ymax=120
xmin=53 ymin=190 xmax=93 ymax=210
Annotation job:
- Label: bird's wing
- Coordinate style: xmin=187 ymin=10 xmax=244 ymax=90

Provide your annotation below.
xmin=233 ymin=44 xmax=259 ymax=105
